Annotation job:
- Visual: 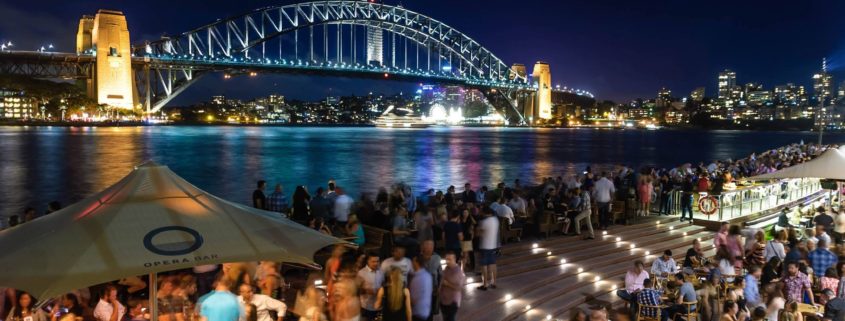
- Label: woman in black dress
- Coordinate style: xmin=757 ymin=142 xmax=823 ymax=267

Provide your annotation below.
xmin=375 ymin=267 xmax=411 ymax=321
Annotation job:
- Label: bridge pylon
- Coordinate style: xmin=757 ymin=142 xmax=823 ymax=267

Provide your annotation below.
xmin=76 ymin=10 xmax=135 ymax=110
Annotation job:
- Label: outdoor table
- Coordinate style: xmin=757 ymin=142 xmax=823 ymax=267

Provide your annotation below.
xmin=797 ymin=303 xmax=824 ymax=316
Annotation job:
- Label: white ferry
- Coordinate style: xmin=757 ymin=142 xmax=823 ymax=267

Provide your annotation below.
xmin=373 ymin=106 xmax=432 ymax=128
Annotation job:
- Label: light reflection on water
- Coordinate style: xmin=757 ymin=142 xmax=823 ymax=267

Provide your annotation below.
xmin=0 ymin=126 xmax=841 ymax=216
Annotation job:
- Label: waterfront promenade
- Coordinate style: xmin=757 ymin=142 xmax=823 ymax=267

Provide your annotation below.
xmin=456 ymin=218 xmax=716 ymax=321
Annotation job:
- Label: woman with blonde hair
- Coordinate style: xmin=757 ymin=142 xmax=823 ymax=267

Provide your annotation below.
xmin=781 ymin=301 xmax=803 ymax=321
xmin=375 ymin=267 xmax=411 ymax=321
xmin=296 ymin=287 xmax=327 ymax=321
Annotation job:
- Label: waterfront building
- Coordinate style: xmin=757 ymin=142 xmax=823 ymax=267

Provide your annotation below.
xmin=747 ymin=90 xmax=772 ymax=106
xmin=664 ymin=102 xmax=687 ymax=124
xmin=0 ymin=89 xmax=37 ymax=119
xmin=656 ymin=87 xmax=672 ymax=108
xmin=443 ymin=86 xmax=465 ymax=109
xmin=774 ymin=83 xmax=801 ymax=106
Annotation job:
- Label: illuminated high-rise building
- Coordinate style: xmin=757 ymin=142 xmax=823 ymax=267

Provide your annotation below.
xmin=656 ymin=87 xmax=672 ymax=108
xmin=775 ymin=83 xmax=800 ymax=105
xmin=743 ymin=83 xmax=762 ymax=99
xmin=690 ymin=87 xmax=705 ymax=102
xmin=718 ymin=69 xmax=736 ymax=99
xmin=366 ymin=26 xmax=383 ymax=66
xmin=747 ymin=91 xmax=771 ymax=106
xmin=837 ymin=81 xmax=845 ymax=98
xmin=813 ymin=58 xmax=833 ymax=102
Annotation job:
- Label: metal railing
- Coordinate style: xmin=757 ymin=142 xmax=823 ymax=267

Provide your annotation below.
xmin=661 ymin=178 xmax=822 ymax=221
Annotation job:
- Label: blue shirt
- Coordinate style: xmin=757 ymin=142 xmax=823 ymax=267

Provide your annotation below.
xmin=678 ymin=282 xmax=696 ymax=310
xmin=636 ymin=288 xmax=663 ymax=317
xmin=267 ymin=191 xmax=288 ymax=213
xmin=409 ymin=269 xmax=433 ymax=319
xmin=744 ymin=274 xmax=761 ymax=307
xmin=198 ymin=290 xmax=243 ymax=321
xmin=808 ymin=248 xmax=838 ymax=277
xmin=785 ymin=248 xmax=803 ymax=263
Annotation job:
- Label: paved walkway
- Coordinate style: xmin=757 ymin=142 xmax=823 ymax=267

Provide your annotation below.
xmin=457 ymin=217 xmax=716 ymax=321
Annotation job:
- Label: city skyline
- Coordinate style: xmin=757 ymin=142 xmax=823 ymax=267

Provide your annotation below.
xmin=2 ymin=0 xmax=844 ymax=104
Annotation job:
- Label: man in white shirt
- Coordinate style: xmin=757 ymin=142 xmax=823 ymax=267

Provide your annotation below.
xmin=492 ymin=199 xmax=514 ymax=225
xmin=816 ymin=225 xmax=832 ymax=247
xmin=333 ymin=189 xmax=354 ymax=226
xmin=94 ymin=285 xmax=126 ymax=321
xmin=592 ymin=172 xmax=616 ymax=230
xmin=380 ymin=246 xmax=412 ymax=283
xmin=237 ymin=284 xmax=286 ymax=321
xmin=477 ymin=208 xmax=500 ymax=291
xmin=650 ymin=250 xmax=678 ymax=277
xmin=508 ymin=195 xmax=527 ymax=217
xmin=357 ymin=253 xmax=383 ymax=320
xmin=617 ymin=261 xmax=649 ymax=312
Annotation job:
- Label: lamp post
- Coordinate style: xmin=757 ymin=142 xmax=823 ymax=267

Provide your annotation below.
xmin=818 ymin=57 xmax=828 ymax=145
xmin=59 ymin=99 xmax=67 ymax=121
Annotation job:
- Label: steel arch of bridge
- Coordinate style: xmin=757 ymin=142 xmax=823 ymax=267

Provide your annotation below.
xmin=142 ymin=1 xmax=521 ymax=83
xmin=135 ymin=1 xmax=530 ymax=123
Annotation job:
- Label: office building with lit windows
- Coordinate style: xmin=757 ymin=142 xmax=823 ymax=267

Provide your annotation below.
xmin=718 ymin=69 xmax=736 ymax=99
xmin=0 ymin=89 xmax=37 ymax=119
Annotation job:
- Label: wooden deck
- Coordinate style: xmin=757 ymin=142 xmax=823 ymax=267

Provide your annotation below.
xmin=457 ymin=218 xmax=717 ymax=321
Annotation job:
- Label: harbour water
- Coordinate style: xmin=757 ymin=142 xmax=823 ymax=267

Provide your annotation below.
xmin=1 ymin=126 xmax=842 ymax=216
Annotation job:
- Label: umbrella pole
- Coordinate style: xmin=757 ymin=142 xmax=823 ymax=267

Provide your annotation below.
xmin=150 ymin=273 xmax=158 ymax=321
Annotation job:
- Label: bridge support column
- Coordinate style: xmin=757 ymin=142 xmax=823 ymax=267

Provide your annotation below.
xmin=532 ymin=61 xmax=552 ymax=122
xmin=144 ymin=64 xmax=151 ymax=115
xmin=77 ymin=10 xmax=134 ymax=110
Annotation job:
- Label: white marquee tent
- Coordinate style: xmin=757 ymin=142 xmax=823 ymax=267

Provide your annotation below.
xmin=0 ymin=161 xmax=341 ymax=302
xmin=749 ymin=147 xmax=845 ymax=181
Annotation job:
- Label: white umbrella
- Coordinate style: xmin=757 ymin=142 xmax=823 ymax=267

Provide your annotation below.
xmin=0 ymin=161 xmax=342 ymax=302
xmin=748 ymin=148 xmax=845 ymax=180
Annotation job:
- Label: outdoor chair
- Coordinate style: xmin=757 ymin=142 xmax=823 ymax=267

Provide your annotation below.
xmin=636 ymin=304 xmax=665 ymax=321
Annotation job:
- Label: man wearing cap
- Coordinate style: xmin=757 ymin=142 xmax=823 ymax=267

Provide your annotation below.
xmin=821 ymin=289 xmax=845 ymax=321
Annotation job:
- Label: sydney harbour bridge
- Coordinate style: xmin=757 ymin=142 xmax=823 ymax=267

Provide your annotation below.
xmin=0 ymin=1 xmax=594 ymax=125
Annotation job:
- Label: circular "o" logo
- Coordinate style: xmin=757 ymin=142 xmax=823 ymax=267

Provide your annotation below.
xmin=143 ymin=226 xmax=204 ymax=256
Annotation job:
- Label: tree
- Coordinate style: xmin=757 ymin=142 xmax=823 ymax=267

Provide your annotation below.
xmin=464 ymin=100 xmax=488 ymax=118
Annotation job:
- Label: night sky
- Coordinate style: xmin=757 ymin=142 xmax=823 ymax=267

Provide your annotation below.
xmin=2 ymin=0 xmax=845 ymax=105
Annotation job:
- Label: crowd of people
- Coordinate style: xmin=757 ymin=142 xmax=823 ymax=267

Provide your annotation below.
xmin=611 ymin=206 xmax=845 ymax=321
xmin=2 ymin=141 xmax=843 ymax=321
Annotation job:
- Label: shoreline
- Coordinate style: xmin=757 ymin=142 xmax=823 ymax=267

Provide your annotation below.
xmin=0 ymin=120 xmax=828 ymax=132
